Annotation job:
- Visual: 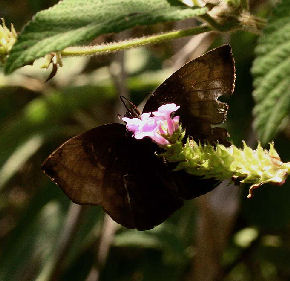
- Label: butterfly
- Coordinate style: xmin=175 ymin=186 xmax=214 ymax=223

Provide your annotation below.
xmin=42 ymin=45 xmax=235 ymax=230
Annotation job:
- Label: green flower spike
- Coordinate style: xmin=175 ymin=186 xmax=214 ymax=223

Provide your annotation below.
xmin=163 ymin=131 xmax=290 ymax=198
xmin=0 ymin=18 xmax=17 ymax=63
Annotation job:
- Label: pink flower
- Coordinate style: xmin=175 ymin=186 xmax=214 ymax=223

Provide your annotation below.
xmin=153 ymin=104 xmax=180 ymax=135
xmin=122 ymin=103 xmax=180 ymax=146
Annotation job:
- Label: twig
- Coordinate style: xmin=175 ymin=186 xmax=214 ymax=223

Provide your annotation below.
xmin=85 ymin=215 xmax=119 ymax=281
xmin=47 ymin=203 xmax=86 ymax=281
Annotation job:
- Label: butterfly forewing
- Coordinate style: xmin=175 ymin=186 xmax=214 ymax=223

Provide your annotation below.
xmin=143 ymin=45 xmax=235 ymax=144
xmin=42 ymin=123 xmax=183 ymax=230
xmin=142 ymin=45 xmax=235 ymax=199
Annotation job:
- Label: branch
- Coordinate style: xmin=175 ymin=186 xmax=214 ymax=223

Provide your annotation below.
xmin=85 ymin=215 xmax=119 ymax=281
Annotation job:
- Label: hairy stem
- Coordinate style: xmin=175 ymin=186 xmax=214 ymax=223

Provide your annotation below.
xmin=61 ymin=25 xmax=212 ymax=57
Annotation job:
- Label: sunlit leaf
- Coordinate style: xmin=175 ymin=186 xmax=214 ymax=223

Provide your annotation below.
xmin=5 ymin=0 xmax=207 ymax=73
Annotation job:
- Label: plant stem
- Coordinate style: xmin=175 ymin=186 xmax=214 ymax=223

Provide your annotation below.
xmin=61 ymin=25 xmax=212 ymax=57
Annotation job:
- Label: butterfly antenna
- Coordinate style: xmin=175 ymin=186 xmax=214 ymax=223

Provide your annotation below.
xmin=120 ymin=96 xmax=129 ymax=110
xmin=120 ymin=96 xmax=140 ymax=118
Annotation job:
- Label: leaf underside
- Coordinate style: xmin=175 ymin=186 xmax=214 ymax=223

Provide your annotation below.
xmin=252 ymin=0 xmax=290 ymax=144
xmin=4 ymin=0 xmax=207 ymax=73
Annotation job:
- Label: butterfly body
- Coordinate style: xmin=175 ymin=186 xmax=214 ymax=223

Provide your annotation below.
xmin=42 ymin=45 xmax=235 ymax=230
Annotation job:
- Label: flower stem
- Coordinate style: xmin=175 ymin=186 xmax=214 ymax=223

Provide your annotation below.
xmin=61 ymin=25 xmax=212 ymax=57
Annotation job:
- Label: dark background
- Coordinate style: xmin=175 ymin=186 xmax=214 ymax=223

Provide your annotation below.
xmin=0 ymin=1 xmax=289 ymax=281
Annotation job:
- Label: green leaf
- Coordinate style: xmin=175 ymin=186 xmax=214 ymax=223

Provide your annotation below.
xmin=0 ymin=134 xmax=43 ymax=191
xmin=4 ymin=0 xmax=207 ymax=73
xmin=252 ymin=0 xmax=290 ymax=144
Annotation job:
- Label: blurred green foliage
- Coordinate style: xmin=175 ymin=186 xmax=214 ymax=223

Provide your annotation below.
xmin=0 ymin=1 xmax=289 ymax=281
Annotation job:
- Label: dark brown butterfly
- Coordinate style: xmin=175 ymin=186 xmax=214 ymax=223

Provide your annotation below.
xmin=42 ymin=45 xmax=235 ymax=230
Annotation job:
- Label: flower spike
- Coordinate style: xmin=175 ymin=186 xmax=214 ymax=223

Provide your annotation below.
xmin=123 ymin=103 xmax=290 ymax=198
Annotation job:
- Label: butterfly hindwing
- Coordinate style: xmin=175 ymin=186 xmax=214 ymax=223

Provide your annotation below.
xmin=42 ymin=123 xmax=183 ymax=230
